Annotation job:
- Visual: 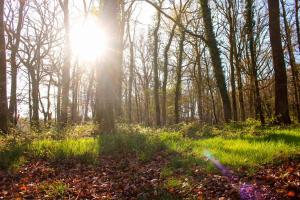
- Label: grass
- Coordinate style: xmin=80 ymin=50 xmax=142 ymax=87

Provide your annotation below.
xmin=160 ymin=126 xmax=299 ymax=171
xmin=38 ymin=180 xmax=69 ymax=198
xmin=0 ymin=122 xmax=299 ymax=174
xmin=29 ymin=138 xmax=100 ymax=164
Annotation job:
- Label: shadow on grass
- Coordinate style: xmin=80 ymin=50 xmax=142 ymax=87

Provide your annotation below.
xmin=1 ymin=127 xmax=299 ymax=199
xmin=244 ymin=132 xmax=300 ymax=146
xmin=0 ymin=143 xmax=27 ymax=171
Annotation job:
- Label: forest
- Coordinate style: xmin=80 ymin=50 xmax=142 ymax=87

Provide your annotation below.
xmin=0 ymin=0 xmax=300 ymax=199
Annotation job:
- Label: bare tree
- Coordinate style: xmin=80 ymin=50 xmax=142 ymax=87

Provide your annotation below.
xmin=199 ymin=0 xmax=232 ymax=122
xmin=59 ymin=0 xmax=71 ymax=125
xmin=0 ymin=0 xmax=8 ymax=134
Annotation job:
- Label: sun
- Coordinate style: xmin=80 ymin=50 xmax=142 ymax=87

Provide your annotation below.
xmin=70 ymin=16 xmax=107 ymax=62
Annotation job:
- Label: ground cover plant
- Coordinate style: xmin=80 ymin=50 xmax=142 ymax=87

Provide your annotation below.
xmin=1 ymin=122 xmax=299 ymax=199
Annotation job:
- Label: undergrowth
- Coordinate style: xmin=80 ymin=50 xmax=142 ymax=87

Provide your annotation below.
xmin=0 ymin=121 xmax=299 ymax=175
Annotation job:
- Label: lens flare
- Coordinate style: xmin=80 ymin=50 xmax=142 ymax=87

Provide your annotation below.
xmin=203 ymin=150 xmax=262 ymax=200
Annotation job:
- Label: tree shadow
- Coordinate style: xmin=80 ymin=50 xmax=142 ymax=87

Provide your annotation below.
xmin=244 ymin=132 xmax=300 ymax=146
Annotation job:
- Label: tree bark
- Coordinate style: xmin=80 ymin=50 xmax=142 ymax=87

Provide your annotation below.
xmin=60 ymin=0 xmax=71 ymax=125
xmin=268 ymin=0 xmax=291 ymax=124
xmin=227 ymin=0 xmax=238 ymax=121
xmin=281 ymin=0 xmax=300 ymax=122
xmin=174 ymin=29 xmax=185 ymax=124
xmin=234 ymin=40 xmax=245 ymax=121
xmin=245 ymin=0 xmax=265 ymax=124
xmin=127 ymin=23 xmax=134 ymax=123
xmin=204 ymin=55 xmax=218 ymax=124
xmin=56 ymin=78 xmax=61 ymax=122
xmin=162 ymin=24 xmax=176 ymax=125
xmin=153 ymin=4 xmax=162 ymax=126
xmin=8 ymin=0 xmax=25 ymax=125
xmin=95 ymin=0 xmax=120 ymax=133
xmin=0 ymin=0 xmax=8 ymax=134
xmin=194 ymin=42 xmax=203 ymax=123
xmin=84 ymin=68 xmax=94 ymax=121
xmin=295 ymin=0 xmax=300 ymax=53
xmin=71 ymin=65 xmax=79 ymax=123
xmin=30 ymin=71 xmax=39 ymax=128
xmin=199 ymin=0 xmax=232 ymax=122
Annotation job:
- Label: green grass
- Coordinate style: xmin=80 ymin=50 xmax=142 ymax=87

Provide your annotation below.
xmin=164 ymin=177 xmax=183 ymax=189
xmin=38 ymin=180 xmax=69 ymax=198
xmin=29 ymin=138 xmax=100 ymax=164
xmin=159 ymin=127 xmax=300 ymax=171
xmin=1 ymin=123 xmax=299 ymax=174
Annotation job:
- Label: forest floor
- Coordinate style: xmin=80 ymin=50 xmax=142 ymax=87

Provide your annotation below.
xmin=0 ymin=122 xmax=300 ymax=200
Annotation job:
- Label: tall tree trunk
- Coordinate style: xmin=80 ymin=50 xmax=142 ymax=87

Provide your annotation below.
xmin=162 ymin=24 xmax=176 ymax=125
xmin=134 ymin=79 xmax=140 ymax=123
xmin=204 ymin=56 xmax=218 ymax=124
xmin=95 ymin=0 xmax=120 ymax=133
xmin=30 ymin=72 xmax=39 ymax=128
xmin=228 ymin=0 xmax=245 ymax=121
xmin=227 ymin=0 xmax=238 ymax=121
xmin=229 ymin=30 xmax=238 ymax=121
xmin=84 ymin=68 xmax=94 ymax=121
xmin=28 ymin=71 xmax=32 ymax=123
xmin=200 ymin=0 xmax=232 ymax=122
xmin=56 ymin=79 xmax=61 ymax=122
xmin=234 ymin=43 xmax=245 ymax=121
xmin=281 ymin=0 xmax=300 ymax=122
xmin=46 ymin=76 xmax=52 ymax=122
xmin=0 ymin=0 xmax=8 ymax=134
xmin=8 ymin=0 xmax=25 ymax=125
xmin=195 ymin=42 xmax=203 ymax=123
xmin=71 ymin=65 xmax=79 ymax=123
xmin=153 ymin=4 xmax=162 ymax=126
xmin=268 ymin=0 xmax=291 ymax=124
xmin=39 ymin=90 xmax=47 ymax=124
xmin=245 ymin=0 xmax=265 ymax=124
xmin=115 ymin=1 xmax=126 ymax=118
xmin=295 ymin=0 xmax=300 ymax=53
xmin=174 ymin=29 xmax=185 ymax=124
xmin=144 ymin=83 xmax=151 ymax=126
xmin=127 ymin=24 xmax=134 ymax=123
xmin=60 ymin=0 xmax=71 ymax=125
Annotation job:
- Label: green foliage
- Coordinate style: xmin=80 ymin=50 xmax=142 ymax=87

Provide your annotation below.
xmin=180 ymin=122 xmax=201 ymax=138
xmin=159 ymin=125 xmax=300 ymax=171
xmin=160 ymin=167 xmax=174 ymax=178
xmin=99 ymin=130 xmax=165 ymax=162
xmin=1 ymin=123 xmax=299 ymax=175
xmin=164 ymin=177 xmax=183 ymax=189
xmin=29 ymin=138 xmax=99 ymax=164
xmin=0 ymin=142 xmax=27 ymax=171
xmin=38 ymin=181 xmax=69 ymax=198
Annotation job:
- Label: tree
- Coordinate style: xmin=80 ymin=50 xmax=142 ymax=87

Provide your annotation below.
xmin=295 ymin=0 xmax=300 ymax=53
xmin=7 ymin=0 xmax=26 ymax=125
xmin=127 ymin=19 xmax=135 ymax=123
xmin=59 ymin=0 xmax=71 ymax=125
xmin=174 ymin=29 xmax=185 ymax=124
xmin=95 ymin=0 xmax=120 ymax=133
xmin=226 ymin=0 xmax=238 ymax=121
xmin=162 ymin=24 xmax=176 ymax=125
xmin=281 ymin=0 xmax=300 ymax=122
xmin=199 ymin=0 xmax=232 ymax=122
xmin=245 ymin=0 xmax=265 ymax=124
xmin=267 ymin=0 xmax=291 ymax=124
xmin=0 ymin=0 xmax=8 ymax=134
xmin=152 ymin=0 xmax=163 ymax=126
